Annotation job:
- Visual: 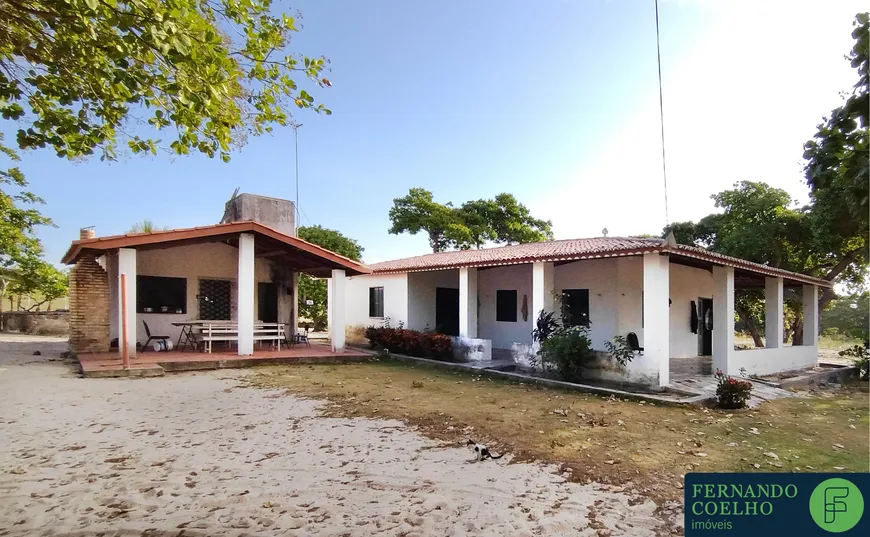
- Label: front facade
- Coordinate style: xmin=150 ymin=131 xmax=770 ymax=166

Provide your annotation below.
xmin=64 ymin=219 xmax=370 ymax=359
xmin=344 ymin=237 xmax=829 ymax=387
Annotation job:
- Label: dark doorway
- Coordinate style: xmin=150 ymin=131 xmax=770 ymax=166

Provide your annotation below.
xmin=258 ymin=282 xmax=278 ymax=323
xmin=435 ymin=287 xmax=460 ymax=336
xmin=698 ymin=297 xmax=713 ymax=356
xmin=562 ymin=289 xmax=590 ymax=327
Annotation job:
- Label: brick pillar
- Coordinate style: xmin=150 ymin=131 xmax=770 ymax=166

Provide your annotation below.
xmin=69 ymin=256 xmax=110 ymax=354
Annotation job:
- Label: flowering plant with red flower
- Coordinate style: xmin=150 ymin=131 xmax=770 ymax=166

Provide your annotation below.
xmin=714 ymin=369 xmax=752 ymax=409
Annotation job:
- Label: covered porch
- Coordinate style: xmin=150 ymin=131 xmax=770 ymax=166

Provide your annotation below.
xmin=63 ymin=221 xmax=370 ymax=367
xmin=396 ymin=246 xmax=829 ymax=388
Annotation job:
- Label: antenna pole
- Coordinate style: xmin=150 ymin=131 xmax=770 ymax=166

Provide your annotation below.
xmin=294 ymin=124 xmax=301 ymax=229
xmin=654 ymin=0 xmax=669 ymax=226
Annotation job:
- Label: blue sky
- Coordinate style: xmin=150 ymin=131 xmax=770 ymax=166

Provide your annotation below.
xmin=5 ymin=0 xmax=865 ymax=265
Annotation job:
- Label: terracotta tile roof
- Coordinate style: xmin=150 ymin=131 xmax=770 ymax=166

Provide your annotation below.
xmin=369 ymin=237 xmax=665 ymax=272
xmin=368 ymin=237 xmax=832 ymax=287
xmin=61 ymin=221 xmax=371 ymax=276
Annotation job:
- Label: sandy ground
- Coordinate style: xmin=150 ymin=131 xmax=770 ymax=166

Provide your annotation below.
xmin=0 ymin=334 xmax=669 ymax=537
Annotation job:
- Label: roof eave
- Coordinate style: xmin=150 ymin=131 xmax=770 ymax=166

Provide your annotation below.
xmin=369 ymin=246 xmax=832 ymax=288
xmin=61 ymin=221 xmax=372 ymax=276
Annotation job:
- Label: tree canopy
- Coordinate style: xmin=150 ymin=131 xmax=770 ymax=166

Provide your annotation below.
xmin=1 ymin=0 xmax=331 ymax=163
xmin=820 ymin=292 xmax=869 ymax=342
xmin=388 ymin=188 xmax=553 ymax=253
xmin=663 ymin=14 xmax=869 ymax=346
xmin=803 ymin=13 xmax=869 ymax=243
xmin=1 ymin=0 xmax=330 ymax=312
xmin=663 ymin=178 xmax=867 ymax=345
xmin=296 ymin=225 xmax=363 ymax=330
xmin=129 ymin=220 xmax=168 ymax=233
xmin=298 ymin=225 xmax=364 ymax=261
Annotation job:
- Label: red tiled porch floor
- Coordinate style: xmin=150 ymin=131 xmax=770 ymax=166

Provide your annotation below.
xmin=77 ymin=343 xmax=372 ymax=378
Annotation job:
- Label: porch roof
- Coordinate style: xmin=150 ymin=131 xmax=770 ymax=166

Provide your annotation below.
xmin=367 ymin=237 xmax=832 ymax=288
xmin=61 ymin=221 xmax=371 ymax=277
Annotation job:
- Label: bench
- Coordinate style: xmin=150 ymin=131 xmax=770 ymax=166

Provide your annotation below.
xmin=199 ymin=322 xmax=285 ymax=353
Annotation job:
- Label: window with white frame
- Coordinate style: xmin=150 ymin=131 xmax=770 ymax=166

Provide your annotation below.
xmin=369 ymin=286 xmax=384 ymax=318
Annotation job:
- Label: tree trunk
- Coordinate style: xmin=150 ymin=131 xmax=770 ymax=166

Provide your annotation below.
xmin=791 ymin=318 xmax=804 ymax=346
xmin=736 ymin=306 xmax=765 ymax=348
xmin=428 ymin=230 xmax=441 ymax=253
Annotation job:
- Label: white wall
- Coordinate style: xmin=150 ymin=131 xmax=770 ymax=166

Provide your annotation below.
xmin=555 ymin=258 xmax=620 ymax=350
xmin=669 ymin=263 xmax=715 ymax=358
xmin=344 ymin=273 xmax=408 ymax=328
xmin=134 ymin=242 xmax=273 ymax=345
xmin=728 ymin=346 xmax=817 ymax=377
xmin=478 ymin=265 xmax=533 ymax=350
xmin=407 ymin=269 xmax=459 ymax=331
xmin=616 ymin=257 xmax=643 ymax=339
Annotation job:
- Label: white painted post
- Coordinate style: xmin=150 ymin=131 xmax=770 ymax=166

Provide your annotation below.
xmin=803 ymin=284 xmax=819 ymax=347
xmin=764 ymin=277 xmax=784 ymax=348
xmin=117 ymin=248 xmax=137 ymax=358
xmin=326 ymin=275 xmax=333 ymax=333
xmin=459 ymin=267 xmax=478 ymax=338
xmin=291 ymin=272 xmax=299 ymax=339
xmin=642 ymin=254 xmax=670 ymax=387
xmin=712 ymin=265 xmax=735 ymax=375
xmin=237 ymin=233 xmax=255 ymax=356
xmin=532 ymin=262 xmax=555 ymax=328
xmin=330 ymin=269 xmax=346 ymax=352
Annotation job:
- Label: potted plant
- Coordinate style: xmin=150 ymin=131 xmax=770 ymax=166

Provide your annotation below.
xmin=714 ymin=369 xmax=753 ymax=409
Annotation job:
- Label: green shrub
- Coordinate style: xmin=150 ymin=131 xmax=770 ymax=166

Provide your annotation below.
xmin=714 ymin=369 xmax=753 ymax=409
xmin=604 ymin=335 xmax=635 ymax=366
xmin=839 ymin=342 xmax=869 ymax=380
xmin=538 ymin=325 xmax=596 ymax=383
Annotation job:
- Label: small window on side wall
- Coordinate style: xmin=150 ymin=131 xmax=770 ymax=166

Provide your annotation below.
xmin=137 ymin=276 xmax=186 ymax=314
xmin=369 ymin=286 xmax=384 ymax=318
xmin=496 ymin=290 xmax=518 ymax=322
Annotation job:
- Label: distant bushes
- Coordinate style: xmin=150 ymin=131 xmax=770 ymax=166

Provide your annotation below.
xmin=364 ymin=323 xmax=453 ymax=361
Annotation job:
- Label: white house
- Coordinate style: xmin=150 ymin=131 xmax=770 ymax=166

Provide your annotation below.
xmin=343 ymin=235 xmax=830 ymax=387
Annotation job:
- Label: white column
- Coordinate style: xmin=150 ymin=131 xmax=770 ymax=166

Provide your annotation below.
xmin=642 ymin=254 xmax=670 ymax=387
xmin=764 ymin=277 xmax=784 ymax=348
xmin=291 ymin=272 xmax=299 ymax=338
xmin=803 ymin=284 xmax=819 ymax=347
xmin=107 ymin=254 xmax=119 ymax=342
xmin=712 ymin=265 xmax=735 ymax=375
xmin=459 ymin=267 xmax=478 ymax=338
xmin=330 ymin=269 xmax=346 ymax=352
xmin=326 ymin=275 xmax=333 ymax=333
xmin=532 ymin=262 xmax=555 ymax=328
xmin=117 ymin=248 xmax=137 ymax=358
xmin=237 ymin=233 xmax=255 ymax=356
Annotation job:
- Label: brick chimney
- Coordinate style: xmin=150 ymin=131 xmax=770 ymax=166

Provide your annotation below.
xmin=80 ymin=227 xmax=95 ymax=240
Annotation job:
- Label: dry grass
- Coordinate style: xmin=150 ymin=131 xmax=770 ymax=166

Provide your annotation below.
xmin=345 ymin=324 xmax=368 ymax=346
xmin=248 ymin=359 xmax=870 ymax=503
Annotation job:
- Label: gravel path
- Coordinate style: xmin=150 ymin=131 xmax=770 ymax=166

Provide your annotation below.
xmin=0 ymin=334 xmax=666 ymax=537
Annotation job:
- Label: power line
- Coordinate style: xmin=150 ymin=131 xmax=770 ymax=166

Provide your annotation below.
xmin=298 ymin=206 xmax=313 ymax=227
xmin=654 ymin=0 xmax=670 ymax=226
